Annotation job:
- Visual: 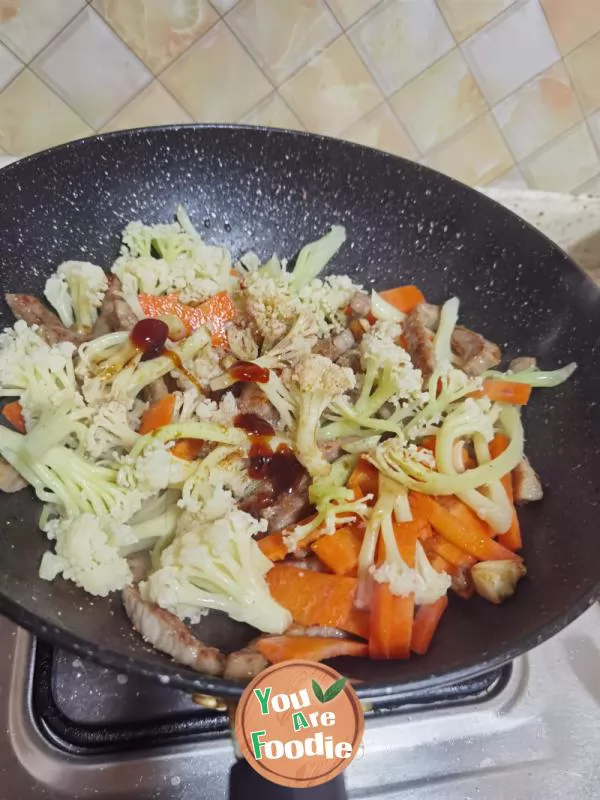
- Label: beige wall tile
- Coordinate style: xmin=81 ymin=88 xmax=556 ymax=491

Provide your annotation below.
xmin=493 ymin=62 xmax=583 ymax=160
xmin=427 ymin=113 xmax=513 ymax=186
xmin=0 ymin=40 xmax=21 ymax=89
xmin=228 ymin=0 xmax=340 ymax=85
xmin=241 ymin=93 xmax=304 ymax=130
xmin=348 ymin=0 xmax=454 ymax=95
xmin=437 ymin=0 xmax=517 ymax=42
xmin=32 ymin=8 xmax=151 ymax=129
xmin=326 ymin=0 xmax=380 ymax=28
xmin=280 ymin=35 xmax=382 ymax=136
xmin=574 ymin=172 xmax=600 ymax=195
xmin=0 ymin=69 xmax=91 ymax=154
xmin=484 ymin=164 xmax=528 ymax=189
xmin=541 ymin=0 xmax=600 ymax=55
xmin=93 ymin=0 xmax=218 ymax=75
xmin=161 ymin=21 xmax=271 ymax=123
xmin=589 ymin=110 xmax=600 ymax=151
xmin=522 ymin=123 xmax=600 ymax=192
xmin=211 ymin=0 xmax=240 ymax=11
xmin=565 ymin=32 xmax=600 ymax=115
xmin=461 ymin=0 xmax=559 ymax=105
xmin=390 ymin=48 xmax=487 ymax=154
xmin=102 ymin=81 xmax=192 ymax=132
xmin=0 ymin=0 xmax=85 ymax=62
xmin=343 ymin=102 xmax=417 ymax=158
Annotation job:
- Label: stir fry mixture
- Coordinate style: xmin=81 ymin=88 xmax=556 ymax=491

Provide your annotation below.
xmin=0 ymin=209 xmax=577 ymax=678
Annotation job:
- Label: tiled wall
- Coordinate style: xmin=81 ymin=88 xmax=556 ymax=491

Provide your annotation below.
xmin=0 ymin=0 xmax=599 ymax=194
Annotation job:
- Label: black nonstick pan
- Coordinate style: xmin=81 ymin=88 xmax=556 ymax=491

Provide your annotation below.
xmin=0 ymin=125 xmax=598 ymax=707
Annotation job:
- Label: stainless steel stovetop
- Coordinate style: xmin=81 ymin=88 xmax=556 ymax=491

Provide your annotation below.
xmin=2 ymin=603 xmax=600 ymax=800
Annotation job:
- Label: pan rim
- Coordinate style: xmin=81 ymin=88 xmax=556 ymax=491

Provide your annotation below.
xmin=0 ymin=123 xmax=599 ymax=700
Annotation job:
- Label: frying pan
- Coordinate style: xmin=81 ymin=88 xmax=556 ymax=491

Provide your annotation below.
xmin=0 ymin=125 xmax=599 ymax=709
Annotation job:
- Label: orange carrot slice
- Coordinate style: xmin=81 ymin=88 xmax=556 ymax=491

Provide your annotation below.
xmin=311 ymin=525 xmax=363 ymax=576
xmin=170 ymin=438 xmax=205 ymax=461
xmin=138 ymin=291 xmax=236 ymax=348
xmin=138 ymin=394 xmax=176 ymax=435
xmin=489 ymin=434 xmax=522 ymax=551
xmin=436 ymin=495 xmax=493 ymax=539
xmin=2 ymin=401 xmax=26 ymax=433
xmin=411 ymin=596 xmax=448 ymax=655
xmin=266 ymin=565 xmax=369 ymax=639
xmin=369 ymin=583 xmax=414 ymax=660
xmin=379 ymin=285 xmax=425 ymax=313
xmin=258 ymin=516 xmax=323 ymax=562
xmin=425 ymin=533 xmax=476 ymax=569
xmin=410 ymin=493 xmax=522 ymax=563
xmin=347 ymin=457 xmax=378 ymax=501
xmin=480 ymin=379 xmax=531 ymax=406
xmin=257 ymin=636 xmax=368 ymax=664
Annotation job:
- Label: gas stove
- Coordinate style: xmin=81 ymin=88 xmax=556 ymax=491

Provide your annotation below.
xmin=1 ymin=603 xmax=599 ymax=799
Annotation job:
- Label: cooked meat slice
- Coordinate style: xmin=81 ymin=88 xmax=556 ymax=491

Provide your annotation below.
xmin=92 ymin=275 xmax=137 ymax=335
xmin=349 ymin=291 xmax=371 ymax=318
xmin=509 ymin=356 xmax=537 ymax=373
xmin=261 ymin=474 xmax=311 ymax=533
xmin=142 ymin=376 xmax=170 ymax=404
xmin=0 ymin=456 xmax=26 ymax=493
xmin=416 ymin=302 xmax=441 ymax=331
xmin=403 ymin=304 xmax=436 ymax=380
xmin=126 ymin=551 xmax=152 ymax=584
xmin=5 ymin=293 xmax=88 ymax=346
xmin=239 ymin=480 xmax=275 ymax=520
xmin=451 ymin=326 xmax=501 ymax=376
xmin=122 ymin=586 xmax=225 ymax=676
xmin=513 ymin=456 xmax=543 ymax=504
xmin=224 ymin=642 xmax=268 ymax=681
xmin=237 ymin=383 xmax=279 ymax=427
xmin=313 ymin=328 xmax=356 ymax=361
xmin=336 ymin=347 xmax=361 ymax=372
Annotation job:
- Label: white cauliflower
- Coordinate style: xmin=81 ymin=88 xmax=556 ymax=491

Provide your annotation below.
xmin=178 ymin=445 xmax=252 ymax=518
xmin=371 ymin=542 xmax=451 ymax=605
xmin=142 ymin=508 xmax=291 ymax=633
xmin=0 ymin=321 xmax=82 ymax=428
xmin=83 ymin=400 xmax=144 ymax=459
xmin=44 ymin=261 xmax=108 ymax=331
xmin=39 ymin=513 xmax=136 ymax=596
xmin=117 ymin=440 xmax=193 ymax=494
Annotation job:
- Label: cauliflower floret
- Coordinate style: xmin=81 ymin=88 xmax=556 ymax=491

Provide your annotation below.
xmin=287 ymin=353 xmax=355 ymax=476
xmin=371 ymin=542 xmax=451 ymax=605
xmin=142 ymin=509 xmax=291 ymax=633
xmin=83 ymin=400 xmax=143 ymax=459
xmin=39 ymin=513 xmax=136 ymax=596
xmin=44 ymin=261 xmax=108 ymax=331
xmin=178 ymin=446 xmax=252 ymax=518
xmin=0 ymin=321 xmax=82 ymax=427
xmin=297 ymin=274 xmax=360 ymax=336
xmin=117 ymin=440 xmax=192 ymax=494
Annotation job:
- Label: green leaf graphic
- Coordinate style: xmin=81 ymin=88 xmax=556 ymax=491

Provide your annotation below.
xmin=312 ymin=679 xmax=325 ymax=703
xmin=323 ymin=677 xmax=347 ymax=702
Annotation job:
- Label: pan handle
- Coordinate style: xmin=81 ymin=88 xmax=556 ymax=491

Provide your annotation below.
xmin=229 ymin=758 xmax=347 ymax=799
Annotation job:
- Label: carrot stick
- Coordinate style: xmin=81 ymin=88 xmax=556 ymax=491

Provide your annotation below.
xmin=311 ymin=525 xmax=363 ymax=576
xmin=347 ymin=457 xmax=378 ymax=500
xmin=436 ymin=495 xmax=493 ymax=539
xmin=425 ymin=533 xmax=476 ymax=569
xmin=257 ymin=636 xmax=368 ymax=664
xmin=410 ymin=493 xmax=522 ymax=563
xmin=489 ymin=434 xmax=522 ymax=550
xmin=258 ymin=516 xmax=323 ymax=562
xmin=369 ymin=583 xmax=414 ymax=659
xmin=2 ymin=401 xmax=26 ymax=433
xmin=266 ymin=565 xmax=369 ymax=638
xmin=138 ymin=394 xmax=176 ymax=435
xmin=379 ymin=285 xmax=425 ymax=313
xmin=376 ymin=519 xmax=421 ymax=566
xmin=138 ymin=291 xmax=236 ymax=348
xmin=411 ymin=596 xmax=448 ymax=655
xmin=170 ymin=438 xmax=205 ymax=461
xmin=421 ymin=436 xmax=475 ymax=469
xmin=481 ymin=379 xmax=531 ymax=406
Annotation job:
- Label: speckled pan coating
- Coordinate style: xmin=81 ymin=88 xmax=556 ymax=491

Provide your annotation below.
xmin=0 ymin=125 xmax=598 ymax=699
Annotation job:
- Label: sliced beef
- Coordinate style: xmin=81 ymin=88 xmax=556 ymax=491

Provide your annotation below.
xmin=5 ymin=293 xmax=88 ymax=346
xmin=126 ymin=551 xmax=152 ymax=584
xmin=348 ymin=291 xmax=371 ymax=318
xmin=0 ymin=456 xmax=26 ymax=493
xmin=313 ymin=328 xmax=355 ymax=361
xmin=403 ymin=304 xmax=436 ymax=380
xmin=336 ymin=347 xmax=361 ymax=372
xmin=237 ymin=383 xmax=279 ymax=428
xmin=509 ymin=356 xmax=536 ymax=373
xmin=224 ymin=641 xmax=268 ymax=681
xmin=261 ymin=474 xmax=311 ymax=533
xmin=92 ymin=275 xmax=137 ymax=335
xmin=451 ymin=326 xmax=501 ymax=376
xmin=239 ymin=479 xmax=275 ymax=520
xmin=122 ymin=586 xmax=225 ymax=676
xmin=513 ymin=456 xmax=543 ymax=504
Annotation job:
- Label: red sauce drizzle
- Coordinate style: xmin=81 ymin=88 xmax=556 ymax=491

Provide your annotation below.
xmin=248 ymin=441 xmax=305 ymax=495
xmin=162 ymin=349 xmax=203 ymax=392
xmin=130 ymin=318 xmax=168 ymax=361
xmin=234 ymin=413 xmax=275 ymax=438
xmin=229 ymin=360 xmax=269 ymax=384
